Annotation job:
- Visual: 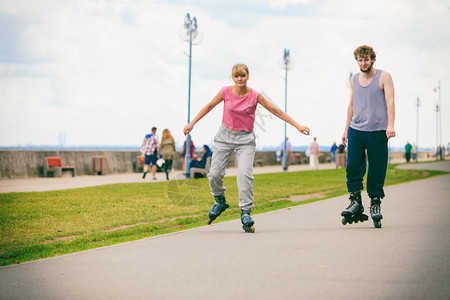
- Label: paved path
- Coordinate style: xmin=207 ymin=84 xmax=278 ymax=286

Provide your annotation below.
xmin=0 ymin=162 xmax=449 ymax=299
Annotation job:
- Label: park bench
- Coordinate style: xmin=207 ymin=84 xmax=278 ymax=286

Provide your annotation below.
xmin=254 ymin=159 xmax=263 ymax=167
xmin=190 ymin=156 xmax=212 ymax=178
xmin=44 ymin=157 xmax=76 ymax=177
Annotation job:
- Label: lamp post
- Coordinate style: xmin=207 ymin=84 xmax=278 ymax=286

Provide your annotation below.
xmin=434 ymin=81 xmax=442 ymax=160
xmin=180 ymin=13 xmax=203 ymax=178
xmin=435 ymin=103 xmax=440 ymax=160
xmin=280 ymin=49 xmax=294 ymax=171
xmin=415 ymin=96 xmax=420 ymax=161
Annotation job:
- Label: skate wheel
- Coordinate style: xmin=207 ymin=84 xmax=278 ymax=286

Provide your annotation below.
xmin=342 ymin=217 xmax=347 ymax=225
xmin=374 ymin=220 xmax=382 ymax=228
xmin=243 ymin=226 xmax=255 ymax=233
xmin=207 ymin=219 xmax=213 ymax=225
xmin=348 ymin=220 xmax=353 ymax=224
xmin=354 ymin=219 xmax=359 ymax=223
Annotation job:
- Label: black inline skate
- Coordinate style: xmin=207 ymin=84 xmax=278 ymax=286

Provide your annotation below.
xmin=370 ymin=197 xmax=383 ymax=228
xmin=241 ymin=209 xmax=255 ymax=233
xmin=207 ymin=195 xmax=229 ymax=225
xmin=341 ymin=192 xmax=369 ymax=225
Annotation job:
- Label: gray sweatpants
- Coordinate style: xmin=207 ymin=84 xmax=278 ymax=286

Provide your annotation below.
xmin=208 ymin=125 xmax=256 ymax=211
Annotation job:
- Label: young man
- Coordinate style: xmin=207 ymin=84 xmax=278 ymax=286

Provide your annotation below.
xmin=341 ymin=45 xmax=395 ymax=228
xmin=140 ymin=127 xmax=159 ymax=180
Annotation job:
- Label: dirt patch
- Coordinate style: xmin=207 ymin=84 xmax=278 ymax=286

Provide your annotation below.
xmin=155 ymin=214 xmax=203 ymax=223
xmin=103 ymin=222 xmax=149 ymax=232
xmin=44 ymin=235 xmax=80 ymax=244
xmin=422 ymin=171 xmax=430 ymax=177
xmin=272 ymin=192 xmax=326 ymax=203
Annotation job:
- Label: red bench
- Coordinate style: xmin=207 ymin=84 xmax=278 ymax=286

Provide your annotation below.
xmin=44 ymin=157 xmax=76 ymax=177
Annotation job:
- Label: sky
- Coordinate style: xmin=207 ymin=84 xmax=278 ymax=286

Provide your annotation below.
xmin=1 ymin=0 xmax=449 ymax=151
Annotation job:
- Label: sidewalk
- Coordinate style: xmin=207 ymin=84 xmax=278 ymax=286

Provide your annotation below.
xmin=0 ymin=161 xmax=449 ymax=299
xmin=0 ymin=163 xmax=337 ymax=193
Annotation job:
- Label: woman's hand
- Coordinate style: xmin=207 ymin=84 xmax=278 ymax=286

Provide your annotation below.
xmin=183 ymin=123 xmax=194 ymax=136
xmin=297 ymin=125 xmax=310 ymax=136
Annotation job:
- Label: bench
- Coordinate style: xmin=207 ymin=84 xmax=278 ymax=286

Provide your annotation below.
xmin=44 ymin=157 xmax=75 ymax=177
xmin=190 ymin=156 xmax=212 ymax=178
xmin=254 ymin=159 xmax=263 ymax=167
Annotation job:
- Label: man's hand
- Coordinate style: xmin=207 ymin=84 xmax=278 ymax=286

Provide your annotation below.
xmin=386 ymin=126 xmax=396 ymax=139
xmin=342 ymin=132 xmax=348 ymax=147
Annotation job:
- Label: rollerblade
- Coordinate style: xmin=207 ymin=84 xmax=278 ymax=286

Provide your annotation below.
xmin=207 ymin=195 xmax=229 ymax=225
xmin=370 ymin=197 xmax=383 ymax=228
xmin=341 ymin=192 xmax=369 ymax=225
xmin=241 ymin=209 xmax=255 ymax=233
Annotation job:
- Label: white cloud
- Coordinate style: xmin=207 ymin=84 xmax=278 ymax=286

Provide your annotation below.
xmin=0 ymin=0 xmax=449 ymax=150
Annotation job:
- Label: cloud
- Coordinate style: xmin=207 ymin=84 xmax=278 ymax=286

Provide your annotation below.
xmin=0 ymin=0 xmax=449 ymax=149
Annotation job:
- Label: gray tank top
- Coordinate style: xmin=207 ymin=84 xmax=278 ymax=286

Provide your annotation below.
xmin=350 ymin=69 xmax=388 ymax=131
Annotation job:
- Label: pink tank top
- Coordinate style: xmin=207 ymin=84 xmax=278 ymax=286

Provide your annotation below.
xmin=221 ymin=86 xmax=259 ymax=132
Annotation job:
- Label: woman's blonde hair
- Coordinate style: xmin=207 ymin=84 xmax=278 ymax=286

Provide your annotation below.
xmin=162 ymin=129 xmax=174 ymax=141
xmin=231 ymin=63 xmax=249 ymax=77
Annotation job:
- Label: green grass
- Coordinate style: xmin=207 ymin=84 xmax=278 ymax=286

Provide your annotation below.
xmin=0 ymin=164 xmax=447 ymax=266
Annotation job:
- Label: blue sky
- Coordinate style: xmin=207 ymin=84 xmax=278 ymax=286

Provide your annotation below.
xmin=0 ymin=0 xmax=449 ymax=150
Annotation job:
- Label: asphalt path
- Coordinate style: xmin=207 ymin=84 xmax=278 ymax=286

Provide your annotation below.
xmin=0 ymin=161 xmax=449 ymax=299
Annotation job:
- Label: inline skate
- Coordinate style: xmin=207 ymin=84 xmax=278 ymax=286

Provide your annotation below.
xmin=341 ymin=192 xmax=369 ymax=225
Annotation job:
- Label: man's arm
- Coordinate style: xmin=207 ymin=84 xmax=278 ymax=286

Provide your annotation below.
xmin=381 ymin=71 xmax=395 ymax=138
xmin=342 ymin=75 xmax=355 ymax=147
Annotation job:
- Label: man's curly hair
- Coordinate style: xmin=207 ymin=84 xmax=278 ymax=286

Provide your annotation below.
xmin=354 ymin=45 xmax=376 ymax=61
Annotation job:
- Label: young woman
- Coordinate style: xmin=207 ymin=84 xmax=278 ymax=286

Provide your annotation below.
xmin=183 ymin=63 xmax=310 ymax=233
xmin=159 ymin=129 xmax=176 ymax=180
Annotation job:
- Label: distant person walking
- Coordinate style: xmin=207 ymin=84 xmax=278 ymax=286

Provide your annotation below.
xmin=341 ymin=45 xmax=396 ymax=228
xmin=140 ymin=127 xmax=159 ymax=180
xmin=183 ymin=63 xmax=310 ymax=233
xmin=159 ymin=129 xmax=176 ymax=180
xmin=181 ymin=137 xmax=196 ymax=171
xmin=405 ymin=141 xmax=412 ymax=163
xmin=308 ymin=137 xmax=320 ymax=170
xmin=279 ymin=137 xmax=294 ymax=168
xmin=331 ymin=142 xmax=338 ymax=163
xmin=412 ymin=144 xmax=417 ymax=161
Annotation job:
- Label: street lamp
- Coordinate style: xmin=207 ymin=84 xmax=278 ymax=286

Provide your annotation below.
xmin=434 ymin=81 xmax=442 ymax=160
xmin=435 ymin=103 xmax=440 ymax=160
xmin=415 ymin=96 xmax=420 ymax=161
xmin=180 ymin=13 xmax=203 ymax=178
xmin=279 ymin=49 xmax=295 ymax=171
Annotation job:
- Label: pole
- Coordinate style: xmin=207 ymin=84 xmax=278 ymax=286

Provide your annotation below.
xmin=185 ymin=28 xmax=193 ymax=178
xmin=438 ymin=81 xmax=442 ymax=160
xmin=435 ymin=104 xmax=439 ymax=160
xmin=283 ymin=65 xmax=288 ymax=171
xmin=416 ymin=96 xmax=420 ymax=161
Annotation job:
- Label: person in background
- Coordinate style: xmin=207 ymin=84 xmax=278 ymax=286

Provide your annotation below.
xmin=308 ymin=137 xmax=320 ymax=170
xmin=159 ymin=129 xmax=176 ymax=180
xmin=405 ymin=141 xmax=412 ymax=163
xmin=190 ymin=145 xmax=213 ymax=169
xmin=331 ymin=142 xmax=337 ymax=163
xmin=181 ymin=137 xmax=196 ymax=170
xmin=140 ymin=127 xmax=159 ymax=180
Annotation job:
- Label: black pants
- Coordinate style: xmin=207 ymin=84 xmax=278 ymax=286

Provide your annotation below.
xmin=346 ymin=127 xmax=388 ymax=198
xmin=164 ymin=160 xmax=173 ymax=173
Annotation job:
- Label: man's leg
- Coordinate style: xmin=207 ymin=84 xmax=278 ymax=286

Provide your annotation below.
xmin=346 ymin=128 xmax=367 ymax=193
xmin=366 ymin=130 xmax=388 ymax=199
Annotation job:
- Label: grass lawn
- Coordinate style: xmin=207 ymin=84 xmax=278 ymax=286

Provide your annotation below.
xmin=0 ymin=165 xmax=447 ymax=266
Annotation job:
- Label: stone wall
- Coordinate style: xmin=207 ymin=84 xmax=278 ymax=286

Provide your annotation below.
xmin=0 ymin=150 xmax=293 ymax=179
xmin=2 ymin=149 xmax=430 ymax=179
